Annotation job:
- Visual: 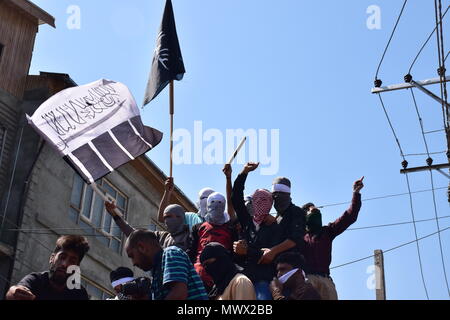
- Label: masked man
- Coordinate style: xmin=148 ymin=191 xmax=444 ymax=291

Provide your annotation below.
xmin=191 ymin=192 xmax=238 ymax=292
xmin=257 ymin=177 xmax=306 ymax=265
xmin=301 ymin=177 xmax=364 ymax=300
xmin=231 ymin=162 xmax=284 ymax=300
xmin=200 ymin=242 xmax=256 ymax=300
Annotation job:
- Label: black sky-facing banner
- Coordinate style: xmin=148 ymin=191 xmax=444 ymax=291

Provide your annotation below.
xmin=143 ymin=0 xmax=186 ymax=106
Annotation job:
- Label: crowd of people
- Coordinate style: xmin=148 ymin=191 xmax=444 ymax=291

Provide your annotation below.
xmin=5 ymin=162 xmax=364 ymax=300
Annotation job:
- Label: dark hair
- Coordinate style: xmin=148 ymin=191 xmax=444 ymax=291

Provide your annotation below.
xmin=275 ymin=252 xmax=305 ymax=270
xmin=302 ymin=202 xmax=315 ymax=211
xmin=126 ymin=229 xmax=158 ymax=249
xmin=110 ymin=267 xmax=134 ymax=283
xmin=53 ymin=235 xmax=90 ymax=262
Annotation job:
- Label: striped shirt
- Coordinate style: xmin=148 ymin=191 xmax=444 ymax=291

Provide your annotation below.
xmin=151 ymin=246 xmax=208 ymax=300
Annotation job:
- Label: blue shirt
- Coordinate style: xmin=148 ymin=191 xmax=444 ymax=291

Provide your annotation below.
xmin=184 ymin=212 xmax=204 ymax=231
xmin=151 ymin=246 xmax=208 ymax=300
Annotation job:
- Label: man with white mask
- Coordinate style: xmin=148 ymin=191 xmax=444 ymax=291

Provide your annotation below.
xmin=190 ymin=191 xmax=238 ymax=293
xmin=269 ymin=252 xmax=320 ymax=300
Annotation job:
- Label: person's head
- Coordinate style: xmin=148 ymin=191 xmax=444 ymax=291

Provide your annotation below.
xmin=163 ymin=204 xmax=186 ymax=235
xmin=251 ymin=189 xmax=273 ymax=226
xmin=125 ymin=229 xmax=161 ymax=272
xmin=244 ymin=194 xmax=254 ymax=216
xmin=197 ymin=187 xmax=215 ymax=218
xmin=302 ymin=202 xmax=323 ymax=234
xmin=110 ymin=267 xmax=134 ymax=294
xmin=272 ymin=177 xmax=292 ymax=213
xmin=205 ymin=192 xmax=227 ymax=225
xmin=49 ymin=235 xmax=89 ymax=285
xmin=200 ymin=242 xmax=235 ymax=284
xmin=275 ymin=252 xmax=305 ymax=280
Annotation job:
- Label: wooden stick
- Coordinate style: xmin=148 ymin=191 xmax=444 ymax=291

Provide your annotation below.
xmin=170 ymin=81 xmax=174 ymax=178
xmin=91 ymin=182 xmax=123 ymax=218
xmin=227 ymin=136 xmax=247 ymax=164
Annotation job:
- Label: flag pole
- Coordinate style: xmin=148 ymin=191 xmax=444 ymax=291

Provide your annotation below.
xmin=91 ymin=182 xmax=123 ymax=218
xmin=170 ymin=80 xmax=174 ymax=178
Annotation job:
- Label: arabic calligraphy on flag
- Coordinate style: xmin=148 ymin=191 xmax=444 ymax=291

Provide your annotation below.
xmin=27 ymin=79 xmax=163 ymax=183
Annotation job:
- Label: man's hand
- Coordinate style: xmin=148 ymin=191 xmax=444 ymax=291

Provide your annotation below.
xmin=353 ymin=176 xmax=364 ymax=193
xmin=6 ymin=286 xmax=36 ymax=300
xmin=233 ymin=240 xmax=248 ymax=256
xmin=223 ymin=164 xmax=232 ymax=179
xmin=242 ymin=162 xmax=260 ymax=174
xmin=165 ymin=177 xmax=174 ymax=193
xmin=269 ymin=277 xmax=283 ymax=293
xmin=257 ymin=248 xmax=276 ymax=264
xmin=105 ymin=200 xmax=117 ymax=217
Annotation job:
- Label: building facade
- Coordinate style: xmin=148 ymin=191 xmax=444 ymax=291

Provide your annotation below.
xmin=0 ymin=0 xmax=196 ymax=299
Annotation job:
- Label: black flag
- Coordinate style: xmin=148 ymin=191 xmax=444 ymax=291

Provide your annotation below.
xmin=143 ymin=0 xmax=185 ymax=106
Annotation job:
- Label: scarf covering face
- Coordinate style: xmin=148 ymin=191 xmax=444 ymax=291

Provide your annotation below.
xmin=200 ymin=242 xmax=238 ymax=296
xmin=306 ymin=208 xmax=323 ymax=234
xmin=205 ymin=192 xmax=227 ymax=225
xmin=164 ymin=204 xmax=186 ymax=235
xmin=251 ymin=189 xmax=273 ymax=226
xmin=197 ymin=188 xmax=215 ymax=218
xmin=272 ymin=177 xmax=292 ymax=213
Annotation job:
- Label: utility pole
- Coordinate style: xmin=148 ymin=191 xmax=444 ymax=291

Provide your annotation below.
xmin=372 ymin=75 xmax=450 ymax=193
xmin=374 ymin=249 xmax=386 ymax=300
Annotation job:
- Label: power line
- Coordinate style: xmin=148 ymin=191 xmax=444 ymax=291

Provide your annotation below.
xmin=331 ymin=226 xmax=450 ymax=270
xmin=347 ymin=215 xmax=450 ymax=231
xmin=375 ymin=0 xmax=408 ymax=80
xmin=318 ymin=186 xmax=447 ymax=208
xmin=409 ymin=78 xmax=450 ymax=297
xmin=404 ymin=151 xmax=446 ymax=157
xmin=408 ymin=5 xmax=449 ymax=73
xmin=376 ymin=93 xmax=430 ymax=299
xmin=429 ymin=170 xmax=450 ymax=296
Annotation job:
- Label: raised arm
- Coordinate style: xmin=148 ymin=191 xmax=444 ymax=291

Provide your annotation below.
xmin=328 ymin=177 xmax=364 ymax=239
xmin=105 ymin=201 xmax=134 ymax=237
xmin=223 ymin=164 xmax=236 ymax=222
xmin=231 ymin=162 xmax=260 ymax=228
xmin=158 ymin=178 xmax=174 ymax=223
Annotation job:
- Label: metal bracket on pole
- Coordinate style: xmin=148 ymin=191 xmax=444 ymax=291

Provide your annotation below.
xmin=371 ymin=76 xmax=450 ymax=94
xmin=410 ymin=80 xmax=450 ymax=108
xmin=436 ymin=168 xmax=450 ymax=179
xmin=400 ymin=162 xmax=450 ymax=175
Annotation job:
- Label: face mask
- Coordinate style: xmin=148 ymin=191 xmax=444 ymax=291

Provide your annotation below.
xmin=165 ymin=217 xmax=184 ymax=234
xmin=205 ymin=192 xmax=227 ymax=225
xmin=306 ymin=209 xmax=322 ymax=233
xmin=252 ymin=189 xmax=273 ymax=226
xmin=164 ymin=204 xmax=186 ymax=235
xmin=197 ymin=188 xmax=215 ymax=218
xmin=273 ymin=192 xmax=292 ymax=213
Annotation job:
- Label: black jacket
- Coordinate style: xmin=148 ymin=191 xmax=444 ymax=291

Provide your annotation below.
xmin=231 ymin=173 xmax=284 ymax=282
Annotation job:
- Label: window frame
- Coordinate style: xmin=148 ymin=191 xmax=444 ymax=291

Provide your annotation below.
xmin=69 ymin=175 xmax=128 ymax=253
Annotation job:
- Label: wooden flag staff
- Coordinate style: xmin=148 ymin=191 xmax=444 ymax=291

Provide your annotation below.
xmin=91 ymin=182 xmax=123 ymax=218
xmin=170 ymin=80 xmax=174 ymax=178
xmin=227 ymin=137 xmax=247 ymax=165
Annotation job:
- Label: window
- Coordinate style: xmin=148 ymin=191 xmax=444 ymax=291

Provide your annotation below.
xmin=69 ymin=174 xmax=128 ymax=253
xmin=0 ymin=43 xmax=4 ymax=62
